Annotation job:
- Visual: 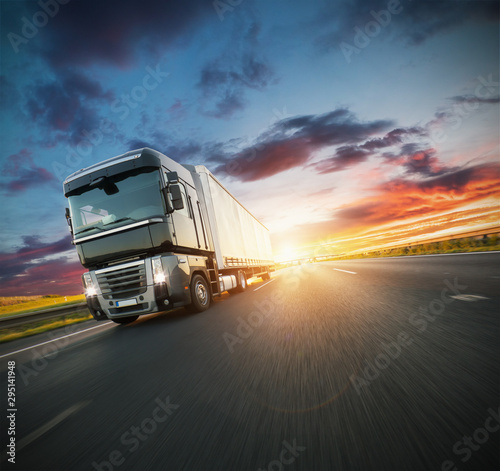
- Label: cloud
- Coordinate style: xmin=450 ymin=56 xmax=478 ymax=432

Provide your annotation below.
xmin=312 ymin=124 xmax=426 ymax=174
xmin=314 ymin=146 xmax=373 ymax=173
xmin=0 ymin=233 xmax=83 ymax=297
xmin=202 ymin=88 xmax=246 ymax=119
xmin=198 ymin=49 xmax=275 ymax=118
xmin=216 ymin=138 xmax=311 ymax=181
xmin=214 ymin=108 xmax=393 ymax=180
xmin=335 ymin=162 xmax=500 ymax=229
xmin=280 ymin=162 xmax=500 ymax=251
xmin=315 ymin=0 xmax=499 ymax=51
xmin=0 ymin=235 xmax=73 ymax=281
xmin=0 ymin=258 xmax=85 ymax=297
xmin=450 ymin=95 xmax=500 ymax=105
xmin=196 ymin=21 xmax=276 ymax=118
xmin=24 ymin=70 xmax=114 ymax=145
xmin=0 ymin=75 xmax=21 ymax=109
xmin=21 ymin=0 xmax=215 ymax=69
xmin=127 ymin=107 xmax=393 ymax=179
xmin=278 ymin=109 xmax=392 ymax=145
xmin=127 ymin=135 xmax=203 ymax=163
xmin=1 ymin=149 xmax=56 ymax=194
xmin=362 ymin=127 xmax=427 ymax=151
xmin=402 ymin=148 xmax=451 ymax=177
xmin=199 ymin=54 xmax=273 ymax=93
xmin=0 ymin=235 xmax=84 ymax=296
xmin=401 ymin=1 xmax=498 ymax=45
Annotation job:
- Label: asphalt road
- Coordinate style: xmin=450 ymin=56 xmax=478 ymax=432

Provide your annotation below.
xmin=1 ymin=252 xmax=499 ymax=471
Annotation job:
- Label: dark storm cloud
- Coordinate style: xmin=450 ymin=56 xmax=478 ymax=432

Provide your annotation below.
xmin=213 ymin=108 xmax=393 ymax=181
xmin=24 ymin=70 xmax=114 ymax=145
xmin=1 ymin=149 xmax=56 ymax=194
xmin=21 ymin=0 xmax=216 ymax=68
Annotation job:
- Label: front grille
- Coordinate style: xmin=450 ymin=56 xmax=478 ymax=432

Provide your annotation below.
xmin=96 ymin=261 xmax=147 ymax=300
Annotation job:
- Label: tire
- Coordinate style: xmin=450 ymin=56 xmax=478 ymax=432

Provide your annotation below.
xmin=187 ymin=274 xmax=211 ymax=312
xmin=229 ymin=270 xmax=247 ymax=294
xmin=236 ymin=270 xmax=247 ymax=292
xmin=112 ymin=316 xmax=139 ymax=324
xmin=261 ymin=268 xmax=271 ymax=281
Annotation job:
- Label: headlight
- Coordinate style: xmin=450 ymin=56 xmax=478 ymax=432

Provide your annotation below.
xmin=82 ymin=272 xmax=97 ymax=297
xmin=152 ymin=258 xmax=166 ymax=284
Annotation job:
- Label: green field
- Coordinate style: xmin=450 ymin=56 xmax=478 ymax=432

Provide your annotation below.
xmin=0 ymin=294 xmax=86 ymax=317
xmin=0 ymin=294 xmax=90 ymax=343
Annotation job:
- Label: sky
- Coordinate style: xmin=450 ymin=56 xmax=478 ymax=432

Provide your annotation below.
xmin=0 ymin=0 xmax=499 ymax=296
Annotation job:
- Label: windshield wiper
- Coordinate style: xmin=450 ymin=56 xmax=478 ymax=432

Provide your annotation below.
xmin=75 ymin=225 xmax=105 ymax=235
xmin=104 ymin=216 xmax=137 ymax=225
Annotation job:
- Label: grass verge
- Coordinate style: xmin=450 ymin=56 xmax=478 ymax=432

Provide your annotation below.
xmin=332 ymin=243 xmax=500 ymax=261
xmin=0 ymin=311 xmax=93 ymax=344
xmin=0 ymin=294 xmax=86 ymax=317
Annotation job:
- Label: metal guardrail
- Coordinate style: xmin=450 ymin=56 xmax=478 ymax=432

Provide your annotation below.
xmin=0 ymin=303 xmax=90 ymax=329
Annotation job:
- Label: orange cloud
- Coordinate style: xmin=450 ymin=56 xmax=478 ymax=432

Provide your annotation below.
xmin=338 ymin=162 xmax=500 ymax=228
xmin=272 ymin=162 xmax=500 ymax=256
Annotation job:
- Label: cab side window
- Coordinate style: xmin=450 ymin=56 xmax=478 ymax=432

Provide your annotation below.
xmin=163 ymin=170 xmax=192 ymax=218
xmin=176 ymin=183 xmax=191 ymax=218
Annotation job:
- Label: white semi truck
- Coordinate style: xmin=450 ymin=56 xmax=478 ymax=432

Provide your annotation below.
xmin=63 ymin=148 xmax=273 ymax=323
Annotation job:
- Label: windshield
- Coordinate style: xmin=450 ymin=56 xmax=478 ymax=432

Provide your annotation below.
xmin=68 ymin=168 xmax=164 ymax=237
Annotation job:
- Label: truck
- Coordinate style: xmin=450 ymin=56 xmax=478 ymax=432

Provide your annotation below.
xmin=63 ymin=147 xmax=274 ymax=324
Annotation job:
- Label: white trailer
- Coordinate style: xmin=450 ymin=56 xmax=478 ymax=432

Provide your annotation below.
xmin=188 ymin=165 xmax=273 ymax=272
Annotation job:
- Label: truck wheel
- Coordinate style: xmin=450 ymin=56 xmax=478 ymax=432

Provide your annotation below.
xmin=262 ymin=268 xmax=271 ymax=281
xmin=112 ymin=316 xmax=139 ymax=324
xmin=236 ymin=270 xmax=247 ymax=292
xmin=229 ymin=270 xmax=247 ymax=294
xmin=187 ymin=274 xmax=211 ymax=312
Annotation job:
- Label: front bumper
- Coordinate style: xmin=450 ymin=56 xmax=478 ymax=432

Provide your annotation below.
xmin=86 ymin=282 xmax=170 ymax=321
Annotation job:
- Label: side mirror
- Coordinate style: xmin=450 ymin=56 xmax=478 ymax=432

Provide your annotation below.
xmin=169 ymin=184 xmax=184 ymax=211
xmin=162 ymin=185 xmax=184 ymax=213
xmin=65 ymin=207 xmax=73 ymax=235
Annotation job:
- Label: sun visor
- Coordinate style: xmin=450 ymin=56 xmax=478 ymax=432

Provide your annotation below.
xmin=63 ymin=149 xmax=162 ymax=196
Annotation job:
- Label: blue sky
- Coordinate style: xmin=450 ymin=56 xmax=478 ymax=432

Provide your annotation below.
xmin=0 ymin=0 xmax=499 ymax=295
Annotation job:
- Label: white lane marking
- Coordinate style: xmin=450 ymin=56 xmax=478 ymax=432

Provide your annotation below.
xmin=450 ymin=295 xmax=490 ymax=302
xmin=0 ymin=322 xmax=113 ymax=359
xmin=253 ymin=279 xmax=276 ymax=291
xmin=333 ymin=268 xmax=357 ymax=275
xmin=16 ymin=401 xmax=90 ymax=453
